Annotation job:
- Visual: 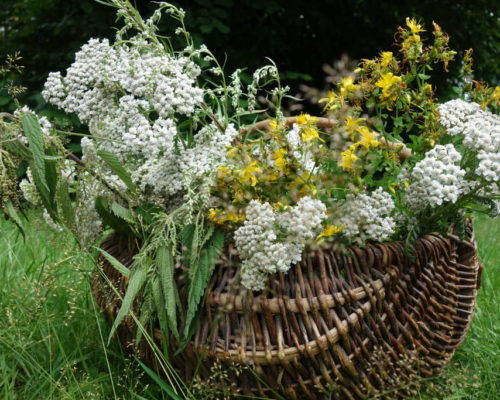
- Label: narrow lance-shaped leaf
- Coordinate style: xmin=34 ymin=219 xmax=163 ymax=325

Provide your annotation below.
xmin=21 ymin=114 xmax=50 ymax=205
xmin=157 ymin=244 xmax=179 ymax=339
xmin=95 ymin=196 xmax=132 ymax=234
xmin=149 ymin=277 xmax=169 ymax=344
xmin=56 ymin=178 xmax=76 ymax=231
xmin=111 ymin=201 xmax=134 ymax=223
xmin=183 ymin=228 xmax=224 ymax=338
xmin=45 ymin=147 xmax=59 ymax=208
xmin=108 ymin=261 xmax=148 ymax=343
xmin=136 ymin=291 xmax=154 ymax=344
xmin=96 ymin=247 xmax=131 ymax=278
xmin=97 ymin=150 xmax=137 ymax=191
xmin=5 ymin=200 xmax=26 ymax=239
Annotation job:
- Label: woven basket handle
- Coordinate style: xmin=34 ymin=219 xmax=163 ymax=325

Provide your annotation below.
xmin=240 ymin=116 xmax=412 ymax=160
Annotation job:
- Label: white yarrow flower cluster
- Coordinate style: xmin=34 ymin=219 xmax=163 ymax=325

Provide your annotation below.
xmin=404 ymin=144 xmax=468 ymax=212
xmin=337 ymin=187 xmax=396 ymax=245
xmin=438 ymin=99 xmax=481 ymax=136
xmin=439 ymin=99 xmax=500 ymax=182
xmin=42 ymin=35 xmax=231 ymax=200
xmin=235 ymin=197 xmax=326 ymax=291
xmin=131 ymin=124 xmax=238 ymax=197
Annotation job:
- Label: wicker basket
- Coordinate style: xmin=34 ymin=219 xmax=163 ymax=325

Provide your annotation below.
xmin=92 ymin=118 xmax=482 ymax=399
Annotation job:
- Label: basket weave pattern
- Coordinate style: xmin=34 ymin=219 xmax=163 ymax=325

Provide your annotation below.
xmin=93 ymin=223 xmax=481 ymax=399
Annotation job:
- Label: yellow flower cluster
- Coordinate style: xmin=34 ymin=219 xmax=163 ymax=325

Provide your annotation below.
xmin=209 ymin=117 xmax=328 ymax=226
xmin=319 ymin=76 xmax=360 ymax=112
xmin=208 ymin=208 xmax=245 ymax=225
xmin=317 ymin=224 xmax=344 ymax=241
xmin=296 ymin=113 xmax=322 ymax=142
xmin=339 ymin=117 xmax=380 ymax=172
xmin=375 ymin=72 xmax=403 ymax=107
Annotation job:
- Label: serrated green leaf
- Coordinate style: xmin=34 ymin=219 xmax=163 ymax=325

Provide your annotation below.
xmin=108 ymin=262 xmax=148 ymax=343
xmin=157 ymin=244 xmax=179 ymax=339
xmin=5 ymin=140 xmax=32 ymax=160
xmin=96 ymin=247 xmax=131 ymax=278
xmin=97 ymin=150 xmax=136 ymax=191
xmin=181 ymin=224 xmax=196 ymax=252
xmin=21 ymin=114 xmax=50 ymax=204
xmin=136 ymin=292 xmax=154 ymax=344
xmin=183 ymin=228 xmax=224 ymax=339
xmin=95 ymin=196 xmax=132 ymax=233
xmin=150 ymin=276 xmax=169 ymax=343
xmin=111 ymin=202 xmax=134 ymax=223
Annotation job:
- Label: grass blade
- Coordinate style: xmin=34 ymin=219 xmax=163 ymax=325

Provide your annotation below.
xmin=135 ymin=358 xmax=183 ymax=400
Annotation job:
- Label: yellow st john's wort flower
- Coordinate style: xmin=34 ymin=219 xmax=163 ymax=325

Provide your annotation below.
xmin=339 ymin=76 xmax=358 ymax=96
xmin=319 ymin=91 xmax=342 ymax=111
xmin=406 ymin=17 xmax=425 ymax=34
xmin=357 ymin=126 xmax=380 ymax=148
xmin=295 ymin=113 xmax=318 ymax=125
xmin=225 ymin=147 xmax=238 ymax=158
xmin=482 ymin=86 xmax=500 ymax=109
xmin=375 ymin=72 xmax=402 ymax=101
xmin=301 ymin=125 xmax=323 ymax=142
xmin=339 ymin=147 xmax=359 ymax=171
xmin=216 ymin=165 xmax=231 ymax=179
xmin=344 ymin=116 xmax=366 ymax=136
xmin=238 ymin=161 xmax=262 ymax=186
xmin=272 ymin=148 xmax=288 ymax=171
xmin=380 ymin=51 xmax=393 ymax=68
xmin=208 ymin=208 xmax=245 ymax=225
xmin=269 ymin=119 xmax=286 ymax=132
xmin=317 ymin=224 xmax=344 ymax=240
xmin=422 ymin=83 xmax=433 ymax=96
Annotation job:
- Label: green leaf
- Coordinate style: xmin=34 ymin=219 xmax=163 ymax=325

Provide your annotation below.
xmin=136 ymin=292 xmax=154 ymax=344
xmin=56 ymin=178 xmax=76 ymax=231
xmin=0 ymin=96 xmax=12 ymax=106
xmin=96 ymin=247 xmax=130 ymax=278
xmin=111 ymin=202 xmax=134 ymax=223
xmin=97 ymin=150 xmax=136 ymax=191
xmin=95 ymin=196 xmax=132 ymax=233
xmin=21 ymin=114 xmax=50 ymax=204
xmin=183 ymin=228 xmax=224 ymax=339
xmin=136 ymin=202 xmax=163 ymax=225
xmin=108 ymin=262 xmax=149 ymax=343
xmin=135 ymin=358 xmax=183 ymax=400
xmin=5 ymin=201 xmax=26 ymax=239
xmin=4 ymin=140 xmax=31 ymax=160
xmin=157 ymin=244 xmax=179 ymax=339
xmin=45 ymin=147 xmax=59 ymax=207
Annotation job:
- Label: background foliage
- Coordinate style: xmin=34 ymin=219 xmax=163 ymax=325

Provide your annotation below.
xmin=1 ymin=0 xmax=498 ymax=114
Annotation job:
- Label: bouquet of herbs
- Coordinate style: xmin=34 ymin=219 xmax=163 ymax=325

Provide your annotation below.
xmin=1 ymin=2 xmax=498 ymax=345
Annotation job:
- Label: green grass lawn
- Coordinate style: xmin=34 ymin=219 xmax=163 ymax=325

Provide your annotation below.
xmin=0 ymin=212 xmax=498 ymax=399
